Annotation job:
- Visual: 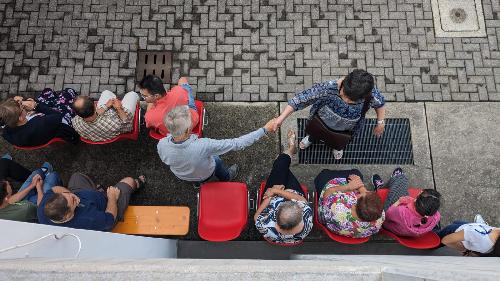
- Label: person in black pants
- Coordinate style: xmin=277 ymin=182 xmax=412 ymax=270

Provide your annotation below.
xmin=314 ymin=169 xmax=364 ymax=195
xmin=254 ymin=130 xmax=313 ymax=244
xmin=0 ymin=98 xmax=79 ymax=147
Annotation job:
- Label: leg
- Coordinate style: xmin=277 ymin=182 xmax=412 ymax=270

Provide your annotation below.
xmin=213 ymin=156 xmax=231 ymax=181
xmin=437 ymin=221 xmax=469 ymax=238
xmin=0 ymin=158 xmax=31 ymax=182
xmin=383 ymin=174 xmax=410 ymax=211
xmin=17 ymin=169 xmax=44 ymax=203
xmin=313 ymin=169 xmax=363 ymax=194
xmin=120 ymin=91 xmax=140 ymax=115
xmin=265 ymin=154 xmax=292 ymax=189
xmin=96 ymin=90 xmax=117 ymax=108
xmin=67 ymin=172 xmax=97 ymax=193
xmin=114 ymin=178 xmax=136 ymax=221
xmin=42 ymin=172 xmax=63 ymax=193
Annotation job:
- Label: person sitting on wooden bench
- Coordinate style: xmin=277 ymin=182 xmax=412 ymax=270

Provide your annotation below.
xmin=37 ymin=172 xmax=146 ymax=231
xmin=71 ymin=90 xmax=139 ymax=142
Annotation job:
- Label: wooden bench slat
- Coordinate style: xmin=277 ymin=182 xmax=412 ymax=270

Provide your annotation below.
xmin=112 ymin=206 xmax=190 ymax=236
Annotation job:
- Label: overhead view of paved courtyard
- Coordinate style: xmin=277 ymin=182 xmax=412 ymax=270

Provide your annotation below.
xmin=0 ymin=0 xmax=500 ymax=279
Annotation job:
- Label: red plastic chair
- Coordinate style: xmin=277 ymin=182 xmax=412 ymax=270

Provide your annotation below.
xmin=313 ymin=190 xmax=370 ymax=244
xmin=197 ymin=182 xmax=249 ymax=241
xmin=13 ymin=137 xmax=66 ymax=150
xmin=376 ymin=188 xmax=441 ymax=249
xmin=148 ymin=100 xmax=206 ymax=140
xmin=256 ymin=181 xmax=309 ymax=247
xmin=80 ymin=103 xmax=141 ymax=144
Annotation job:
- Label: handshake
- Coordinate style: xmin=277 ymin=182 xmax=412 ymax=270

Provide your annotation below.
xmin=263 ymin=118 xmax=280 ymax=133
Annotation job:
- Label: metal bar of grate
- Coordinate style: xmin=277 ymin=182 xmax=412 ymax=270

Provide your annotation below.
xmin=297 ymin=118 xmax=414 ymax=165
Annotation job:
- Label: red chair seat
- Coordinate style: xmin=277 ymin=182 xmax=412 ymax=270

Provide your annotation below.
xmin=376 ymin=188 xmax=441 ymax=249
xmin=80 ymin=103 xmax=141 ymax=144
xmin=13 ymin=137 xmax=66 ymax=150
xmin=257 ymin=181 xmax=309 ymax=247
xmin=313 ymin=190 xmax=370 ymax=244
xmin=198 ymin=182 xmax=248 ymax=241
xmin=149 ymin=100 xmax=205 ymax=140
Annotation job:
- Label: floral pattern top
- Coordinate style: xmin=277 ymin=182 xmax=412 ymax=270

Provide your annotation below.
xmin=36 ymin=88 xmax=79 ymax=125
xmin=318 ymin=178 xmax=385 ymax=238
xmin=288 ymin=80 xmax=385 ymax=132
xmin=255 ymin=189 xmax=313 ymax=244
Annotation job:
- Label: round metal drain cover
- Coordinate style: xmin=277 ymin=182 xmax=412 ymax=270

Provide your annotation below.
xmin=449 ymin=8 xmax=467 ymax=23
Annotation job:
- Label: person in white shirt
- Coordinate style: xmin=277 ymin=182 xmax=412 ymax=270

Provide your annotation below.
xmin=439 ymin=214 xmax=500 ymax=257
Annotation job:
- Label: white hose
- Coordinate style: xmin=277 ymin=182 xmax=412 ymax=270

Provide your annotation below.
xmin=0 ymin=233 xmax=82 ymax=258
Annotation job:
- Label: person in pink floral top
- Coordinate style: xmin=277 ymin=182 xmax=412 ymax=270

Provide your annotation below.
xmin=314 ymin=169 xmax=385 ymax=238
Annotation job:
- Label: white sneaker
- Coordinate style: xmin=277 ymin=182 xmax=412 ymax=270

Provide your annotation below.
xmin=299 ymin=135 xmax=313 ymax=149
xmin=333 ymin=149 xmax=344 ymax=160
xmin=474 ymin=214 xmax=488 ymax=225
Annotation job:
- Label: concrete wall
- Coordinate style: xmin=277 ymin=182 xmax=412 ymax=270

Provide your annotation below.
xmin=0 ymin=220 xmax=176 ymax=259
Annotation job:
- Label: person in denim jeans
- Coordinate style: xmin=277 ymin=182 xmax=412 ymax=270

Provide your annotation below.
xmin=16 ymin=162 xmax=62 ymax=206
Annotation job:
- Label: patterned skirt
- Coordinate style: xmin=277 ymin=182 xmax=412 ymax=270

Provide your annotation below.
xmin=36 ymin=88 xmax=79 ymax=125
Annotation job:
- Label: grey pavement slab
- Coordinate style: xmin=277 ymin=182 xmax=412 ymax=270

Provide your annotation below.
xmin=427 ymin=102 xmax=500 ymax=226
xmin=1 ymin=1 xmax=500 ymax=101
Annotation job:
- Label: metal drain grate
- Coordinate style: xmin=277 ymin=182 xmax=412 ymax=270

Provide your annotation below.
xmin=297 ymin=118 xmax=414 ymax=165
xmin=136 ymin=51 xmax=172 ymax=83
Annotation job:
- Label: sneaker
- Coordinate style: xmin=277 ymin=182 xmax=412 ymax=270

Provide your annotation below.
xmin=371 ymin=174 xmax=384 ymax=190
xmin=1 ymin=153 xmax=12 ymax=160
xmin=333 ymin=149 xmax=343 ymax=160
xmin=474 ymin=214 xmax=488 ymax=225
xmin=41 ymin=162 xmax=54 ymax=174
xmin=391 ymin=167 xmax=404 ymax=178
xmin=228 ymin=164 xmax=239 ymax=181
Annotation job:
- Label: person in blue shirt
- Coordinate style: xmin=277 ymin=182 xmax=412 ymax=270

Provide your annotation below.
xmin=37 ymin=172 xmax=145 ymax=231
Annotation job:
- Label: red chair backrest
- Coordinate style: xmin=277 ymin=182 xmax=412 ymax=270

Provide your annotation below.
xmin=148 ymin=100 xmax=204 ymax=140
xmin=80 ymin=102 xmax=140 ymax=144
xmin=13 ymin=137 xmax=66 ymax=150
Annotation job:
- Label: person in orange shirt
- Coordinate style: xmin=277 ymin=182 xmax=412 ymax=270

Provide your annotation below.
xmin=138 ymin=75 xmax=199 ymax=136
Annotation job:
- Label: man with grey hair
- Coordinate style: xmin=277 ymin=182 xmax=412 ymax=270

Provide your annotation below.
xmin=157 ymin=105 xmax=276 ymax=182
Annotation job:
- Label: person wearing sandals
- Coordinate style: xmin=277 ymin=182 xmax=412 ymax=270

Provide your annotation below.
xmin=254 ymin=130 xmax=313 ymax=244
xmin=37 ymin=172 xmax=146 ymax=231
xmin=438 ymin=214 xmax=500 ymax=257
xmin=315 ymin=169 xmax=385 ymax=238
xmin=372 ymin=168 xmax=441 ymax=237
xmin=273 ymin=69 xmax=386 ymax=159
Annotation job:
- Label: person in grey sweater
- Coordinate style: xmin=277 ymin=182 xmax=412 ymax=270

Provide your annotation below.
xmin=157 ymin=105 xmax=276 ymax=183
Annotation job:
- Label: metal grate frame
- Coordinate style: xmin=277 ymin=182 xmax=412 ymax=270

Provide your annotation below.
xmin=298 ymin=118 xmax=414 ymax=165
xmin=136 ymin=51 xmax=172 ymax=83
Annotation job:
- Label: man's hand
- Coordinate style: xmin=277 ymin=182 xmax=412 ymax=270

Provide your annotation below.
xmin=112 ymin=99 xmax=123 ymax=110
xmin=13 ymin=96 xmax=23 ymax=103
xmin=106 ymin=186 xmax=121 ymax=201
xmin=347 ymin=174 xmax=364 ymax=190
xmin=105 ymin=98 xmax=115 ymax=109
xmin=33 ymin=174 xmax=43 ymax=189
xmin=373 ymin=124 xmax=385 ymax=137
xmin=21 ymin=100 xmax=36 ymax=111
xmin=263 ymin=184 xmax=285 ymax=199
xmin=264 ymin=118 xmax=277 ymax=133
xmin=272 ymin=118 xmax=283 ymax=132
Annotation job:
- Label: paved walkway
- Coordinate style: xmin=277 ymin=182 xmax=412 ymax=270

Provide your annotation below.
xmin=1 ymin=0 xmax=499 ymax=101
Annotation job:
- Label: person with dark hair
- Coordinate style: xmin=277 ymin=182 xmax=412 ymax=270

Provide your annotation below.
xmin=71 ymin=90 xmax=139 ymax=142
xmin=439 ymin=215 xmax=500 ymax=257
xmin=273 ymin=69 xmax=386 ymax=159
xmin=371 ymin=168 xmax=441 ymax=237
xmin=0 ymin=96 xmax=79 ymax=147
xmin=254 ymin=130 xmax=313 ymax=244
xmin=37 ymin=172 xmax=146 ymax=231
xmin=315 ymin=169 xmax=384 ymax=238
xmin=0 ymin=155 xmax=59 ymax=222
xmin=138 ymin=75 xmax=199 ymax=136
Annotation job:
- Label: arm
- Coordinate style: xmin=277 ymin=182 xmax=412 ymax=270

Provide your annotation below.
xmin=442 ymin=230 xmax=467 ymax=252
xmin=104 ymin=186 xmax=120 ymax=220
xmin=35 ymin=179 xmax=44 ymax=206
xmin=114 ymin=106 xmax=131 ymax=123
xmin=203 ymin=127 xmax=267 ymax=156
xmin=52 ymin=186 xmax=71 ymax=193
xmin=34 ymin=102 xmax=61 ymax=116
xmin=8 ymin=182 xmax=36 ymax=204
xmin=273 ymin=189 xmax=307 ymax=202
xmin=254 ymin=197 xmax=271 ymax=222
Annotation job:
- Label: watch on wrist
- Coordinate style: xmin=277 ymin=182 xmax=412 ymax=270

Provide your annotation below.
xmin=377 ymin=119 xmax=385 ymax=125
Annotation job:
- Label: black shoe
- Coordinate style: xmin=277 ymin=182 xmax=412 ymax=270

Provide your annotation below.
xmin=228 ymin=164 xmax=239 ymax=181
xmin=392 ymin=167 xmax=404 ymax=178
xmin=371 ymin=174 xmax=384 ymax=190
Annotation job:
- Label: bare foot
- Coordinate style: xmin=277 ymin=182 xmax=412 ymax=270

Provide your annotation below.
xmin=287 ymin=129 xmax=297 ymax=155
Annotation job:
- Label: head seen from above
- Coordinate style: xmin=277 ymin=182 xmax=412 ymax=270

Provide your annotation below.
xmin=44 ymin=191 xmax=79 ymax=223
xmin=0 ymin=98 xmax=25 ymax=128
xmin=342 ymin=69 xmax=375 ymax=101
xmin=0 ymin=180 xmax=13 ymax=207
xmin=415 ymin=189 xmax=441 ymax=225
xmin=276 ymin=201 xmax=304 ymax=232
xmin=356 ymin=191 xmax=383 ymax=222
xmin=138 ymin=75 xmax=166 ymax=103
xmin=73 ymin=96 xmax=96 ymax=119
xmin=164 ymin=105 xmax=192 ymax=140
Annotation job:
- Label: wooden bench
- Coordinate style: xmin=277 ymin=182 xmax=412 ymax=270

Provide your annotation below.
xmin=112 ymin=206 xmax=190 ymax=236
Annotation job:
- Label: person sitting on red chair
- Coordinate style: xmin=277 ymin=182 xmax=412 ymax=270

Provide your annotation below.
xmin=254 ymin=130 xmax=313 ymax=244
xmin=72 ymin=90 xmax=139 ymax=142
xmin=138 ymin=75 xmax=199 ymax=136
xmin=372 ymin=168 xmax=441 ymax=237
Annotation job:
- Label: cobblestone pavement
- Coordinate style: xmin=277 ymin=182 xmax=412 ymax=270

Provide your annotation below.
xmin=0 ymin=0 xmax=499 ymax=102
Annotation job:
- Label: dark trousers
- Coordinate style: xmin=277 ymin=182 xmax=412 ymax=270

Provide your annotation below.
xmin=0 ymin=158 xmax=31 ymax=183
xmin=437 ymin=221 xmax=469 ymax=238
xmin=263 ymin=154 xmax=304 ymax=196
xmin=314 ymin=169 xmax=364 ymax=194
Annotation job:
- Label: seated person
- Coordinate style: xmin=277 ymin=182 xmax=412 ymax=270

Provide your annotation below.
xmin=157 ymin=105 xmax=275 ymax=183
xmin=254 ymin=130 xmax=313 ymax=244
xmin=16 ymin=162 xmax=62 ymax=206
xmin=139 ymin=75 xmax=199 ymax=136
xmin=372 ymin=168 xmax=441 ymax=237
xmin=314 ymin=169 xmax=385 ymax=238
xmin=438 ymin=214 xmax=499 ymax=257
xmin=38 ymin=172 xmax=145 ymax=231
xmin=72 ymin=90 xmax=140 ymax=142
xmin=0 ymin=98 xmax=79 ymax=147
